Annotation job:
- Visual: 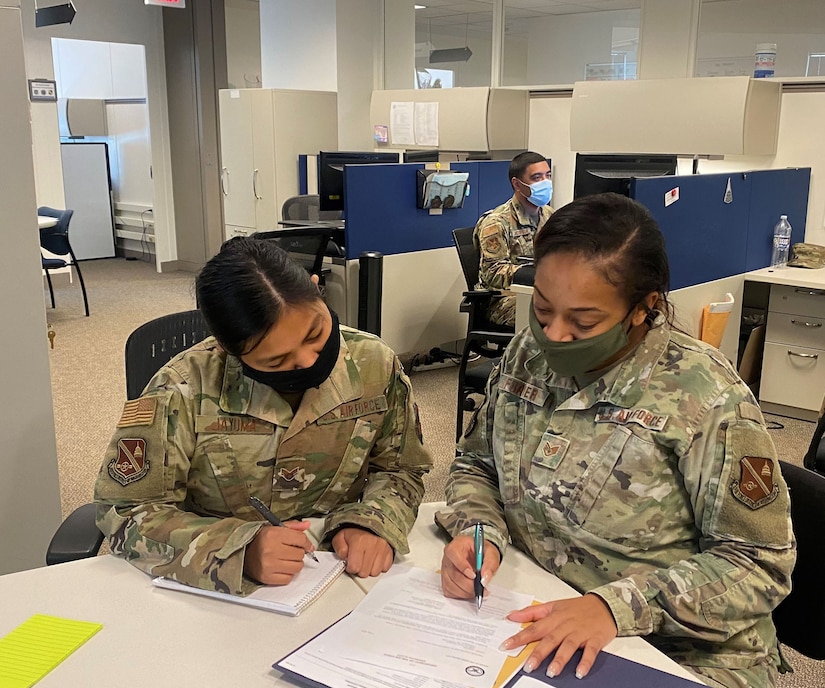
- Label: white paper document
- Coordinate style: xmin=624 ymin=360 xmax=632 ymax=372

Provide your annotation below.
xmin=277 ymin=566 xmax=532 ymax=688
xmin=414 ymin=102 xmax=439 ymax=147
xmin=390 ymin=101 xmax=415 ymax=146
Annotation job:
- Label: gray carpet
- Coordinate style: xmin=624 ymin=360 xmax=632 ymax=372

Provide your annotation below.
xmin=46 ymin=257 xmax=822 ymax=685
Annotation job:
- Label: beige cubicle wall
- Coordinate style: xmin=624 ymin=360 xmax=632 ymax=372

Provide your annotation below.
xmin=369 ymin=87 xmax=528 ymax=153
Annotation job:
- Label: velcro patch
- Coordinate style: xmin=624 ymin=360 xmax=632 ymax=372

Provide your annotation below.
xmin=317 ymin=395 xmax=389 ymax=424
xmin=498 ymin=374 xmax=549 ymax=406
xmin=531 ymin=433 xmax=569 ymax=471
xmin=736 ymin=402 xmax=764 ymax=424
xmin=195 ymin=415 xmax=274 ymax=434
xmin=108 ymin=438 xmax=149 ymax=486
xmin=117 ymin=398 xmax=157 ymax=428
xmin=276 ymin=465 xmax=306 ymax=490
xmin=731 ymin=456 xmax=779 ymax=510
xmin=595 ymin=406 xmax=668 ymax=431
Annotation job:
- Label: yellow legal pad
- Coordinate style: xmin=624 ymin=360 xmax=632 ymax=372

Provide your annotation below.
xmin=0 ymin=614 xmax=102 ymax=688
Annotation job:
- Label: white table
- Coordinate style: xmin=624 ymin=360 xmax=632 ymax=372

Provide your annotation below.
xmin=0 ymin=505 xmax=700 ymax=686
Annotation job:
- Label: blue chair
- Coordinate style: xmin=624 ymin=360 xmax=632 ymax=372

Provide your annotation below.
xmin=39 ymin=206 xmax=89 ymax=317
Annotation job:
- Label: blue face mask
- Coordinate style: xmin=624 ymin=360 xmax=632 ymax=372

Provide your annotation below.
xmin=521 ymin=178 xmax=553 ymax=207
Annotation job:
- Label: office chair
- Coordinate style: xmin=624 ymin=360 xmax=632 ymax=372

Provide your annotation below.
xmin=255 ymin=227 xmax=334 ymax=287
xmin=773 ymin=461 xmax=825 ymax=659
xmin=281 ymin=194 xmax=343 ymax=222
xmin=452 ymin=226 xmax=514 ymax=442
xmin=39 ymin=206 xmax=90 ymax=317
xmin=803 ymin=400 xmax=825 ymax=475
xmin=46 ymin=309 xmax=211 ymax=565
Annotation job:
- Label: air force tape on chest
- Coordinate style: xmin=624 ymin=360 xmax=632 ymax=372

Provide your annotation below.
xmin=498 ymin=374 xmax=549 ymax=406
xmin=317 ymin=395 xmax=389 ymax=424
xmin=595 ymin=405 xmax=669 ymax=431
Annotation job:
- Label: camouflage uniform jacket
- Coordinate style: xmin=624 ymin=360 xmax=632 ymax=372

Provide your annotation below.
xmin=473 ymin=196 xmax=553 ymax=293
xmin=95 ymin=326 xmax=432 ymax=595
xmin=436 ymin=319 xmax=795 ymax=686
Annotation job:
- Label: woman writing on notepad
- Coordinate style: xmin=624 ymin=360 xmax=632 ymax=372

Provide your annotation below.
xmin=437 ymin=193 xmax=795 ymax=688
xmin=95 ymin=237 xmax=431 ymax=594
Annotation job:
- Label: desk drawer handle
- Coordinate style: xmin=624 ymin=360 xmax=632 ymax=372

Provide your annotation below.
xmin=787 ymin=350 xmax=819 ymax=359
xmin=794 ymin=288 xmax=825 ymax=296
xmin=791 ymin=320 xmax=823 ymax=328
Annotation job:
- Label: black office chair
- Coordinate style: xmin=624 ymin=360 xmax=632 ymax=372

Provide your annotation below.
xmin=46 ymin=309 xmax=210 ymax=565
xmin=39 ymin=206 xmax=90 ymax=317
xmin=255 ymin=227 xmax=334 ymax=287
xmin=773 ymin=460 xmax=825 ymax=660
xmin=452 ymin=226 xmax=514 ymax=441
xmin=281 ymin=194 xmax=343 ymax=222
xmin=803 ymin=405 xmax=825 ymax=475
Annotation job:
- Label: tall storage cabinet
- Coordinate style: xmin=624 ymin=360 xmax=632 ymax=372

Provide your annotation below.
xmin=218 ymin=89 xmax=338 ymax=240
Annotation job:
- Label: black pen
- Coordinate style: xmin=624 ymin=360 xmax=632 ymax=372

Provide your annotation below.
xmin=248 ymin=496 xmax=319 ymax=562
xmin=473 ymin=523 xmax=484 ymax=611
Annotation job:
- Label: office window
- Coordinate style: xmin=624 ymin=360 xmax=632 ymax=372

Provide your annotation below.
xmin=696 ymin=0 xmax=825 ymax=78
xmin=414 ymin=1 xmax=493 ymax=88
xmin=501 ymin=0 xmax=640 ymax=86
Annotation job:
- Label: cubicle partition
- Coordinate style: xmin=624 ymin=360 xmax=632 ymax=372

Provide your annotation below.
xmin=631 ymin=168 xmax=810 ymax=289
xmin=325 ymin=160 xmax=512 ymax=356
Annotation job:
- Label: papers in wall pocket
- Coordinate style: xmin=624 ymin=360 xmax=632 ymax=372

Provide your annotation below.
xmin=700 ymin=292 xmax=735 ymax=349
xmin=417 ymin=169 xmax=470 ymax=210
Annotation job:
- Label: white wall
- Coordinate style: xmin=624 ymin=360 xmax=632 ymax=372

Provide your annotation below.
xmin=528 ymin=90 xmax=825 ymax=246
xmin=0 ymin=0 xmax=62 ymax=574
xmin=260 ymin=0 xmax=337 ymax=91
xmin=21 ymin=0 xmax=177 ymax=268
xmin=336 ymin=0 xmax=382 ymax=149
xmin=384 ymin=0 xmax=414 ymax=89
xmin=225 ymin=0 xmax=261 ymax=89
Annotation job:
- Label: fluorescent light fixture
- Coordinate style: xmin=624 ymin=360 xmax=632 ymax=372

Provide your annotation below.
xmin=415 ymin=5 xmax=426 ymax=9
xmin=429 ymin=46 xmax=473 ymax=64
xmin=34 ymin=1 xmax=76 ymax=27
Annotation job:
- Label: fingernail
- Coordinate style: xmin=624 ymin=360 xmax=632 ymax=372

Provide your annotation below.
xmin=498 ymin=639 xmax=512 ymax=651
xmin=546 ymin=665 xmax=555 ymax=678
xmin=575 ymin=670 xmax=584 ymax=680
xmin=481 ymin=573 xmax=490 ymax=586
xmin=524 ymin=659 xmax=536 ymax=673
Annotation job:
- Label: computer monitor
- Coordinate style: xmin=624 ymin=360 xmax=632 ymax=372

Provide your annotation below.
xmin=573 ymin=153 xmax=678 ymax=199
xmin=403 ymin=150 xmax=439 ymax=163
xmin=318 ymin=151 xmax=399 ymax=212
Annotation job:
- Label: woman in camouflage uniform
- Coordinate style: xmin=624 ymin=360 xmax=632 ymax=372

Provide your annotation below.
xmin=95 ymin=237 xmax=431 ymax=595
xmin=437 ymin=193 xmax=795 ymax=688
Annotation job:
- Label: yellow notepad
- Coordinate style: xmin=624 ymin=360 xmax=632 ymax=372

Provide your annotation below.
xmin=0 ymin=614 xmax=102 ymax=688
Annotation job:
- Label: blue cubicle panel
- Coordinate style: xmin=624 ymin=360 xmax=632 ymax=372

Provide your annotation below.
xmin=632 ymin=173 xmax=752 ymax=290
xmin=745 ymin=168 xmax=810 ymax=270
xmin=632 ymin=168 xmax=811 ymax=290
xmin=343 ymin=160 xmax=512 ymax=260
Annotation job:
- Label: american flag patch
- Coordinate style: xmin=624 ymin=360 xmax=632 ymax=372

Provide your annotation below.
xmin=117 ymin=398 xmax=157 ymax=428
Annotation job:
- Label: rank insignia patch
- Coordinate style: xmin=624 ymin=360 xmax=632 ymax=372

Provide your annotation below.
xmin=731 ymin=456 xmax=779 ymax=509
xmin=108 ymin=438 xmax=149 ymax=486
xmin=276 ymin=466 xmax=305 ymax=490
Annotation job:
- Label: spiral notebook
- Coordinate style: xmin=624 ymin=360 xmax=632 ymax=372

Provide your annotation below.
xmin=152 ymin=552 xmax=346 ymax=616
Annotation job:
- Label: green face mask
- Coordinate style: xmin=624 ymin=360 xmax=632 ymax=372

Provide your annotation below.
xmin=528 ymin=301 xmax=633 ymax=379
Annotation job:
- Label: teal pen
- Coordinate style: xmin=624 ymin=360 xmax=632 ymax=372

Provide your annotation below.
xmin=473 ymin=523 xmax=484 ymax=610
xmin=248 ymin=496 xmax=319 ymax=562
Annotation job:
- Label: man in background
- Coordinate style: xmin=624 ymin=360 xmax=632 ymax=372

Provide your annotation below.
xmin=473 ymin=151 xmax=554 ymax=328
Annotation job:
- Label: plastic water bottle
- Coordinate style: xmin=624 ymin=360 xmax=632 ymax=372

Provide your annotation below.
xmin=754 ymin=43 xmax=777 ymax=78
xmin=771 ymin=215 xmax=792 ymax=267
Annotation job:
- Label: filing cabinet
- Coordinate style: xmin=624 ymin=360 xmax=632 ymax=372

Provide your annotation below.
xmin=759 ymin=284 xmax=825 ymax=420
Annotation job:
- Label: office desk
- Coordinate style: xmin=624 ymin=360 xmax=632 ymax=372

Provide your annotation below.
xmin=745 ymin=266 xmax=825 ymax=420
xmin=1 ymin=506 xmax=699 ymax=687
xmin=348 ymin=503 xmax=704 ymax=685
xmin=38 ymin=215 xmax=58 ymax=229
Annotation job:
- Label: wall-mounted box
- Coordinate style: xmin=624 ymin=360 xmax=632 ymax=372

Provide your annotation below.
xmin=570 ymin=76 xmax=781 ymax=156
xmin=369 ymin=87 xmax=528 ymax=153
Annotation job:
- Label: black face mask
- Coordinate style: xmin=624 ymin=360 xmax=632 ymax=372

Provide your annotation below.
xmin=241 ymin=311 xmax=340 ymax=393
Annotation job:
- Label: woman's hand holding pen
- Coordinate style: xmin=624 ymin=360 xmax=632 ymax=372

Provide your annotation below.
xmin=440 ymin=534 xmax=501 ymax=599
xmin=500 ymin=595 xmax=618 ymax=680
xmin=244 ymin=521 xmax=313 ymax=585
xmin=332 ymin=527 xmax=393 ymax=578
